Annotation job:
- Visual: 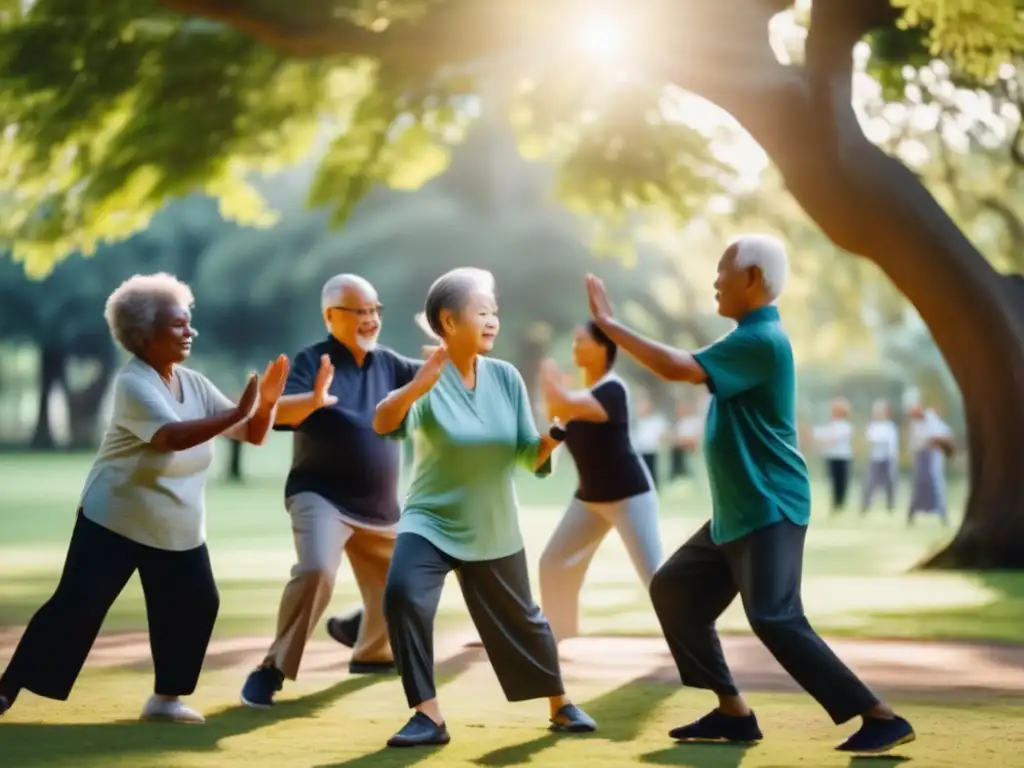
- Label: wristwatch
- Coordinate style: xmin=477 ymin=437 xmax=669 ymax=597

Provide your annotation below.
xmin=548 ymin=420 xmax=567 ymax=442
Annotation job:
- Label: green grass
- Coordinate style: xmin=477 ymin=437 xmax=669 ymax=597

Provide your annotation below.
xmin=1 ymin=438 xmax=1022 ymax=644
xmin=3 ymin=444 xmax=1024 ymax=766
xmin=3 ymin=663 xmax=1024 ymax=767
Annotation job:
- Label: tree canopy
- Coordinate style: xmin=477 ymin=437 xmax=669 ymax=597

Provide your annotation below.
xmin=0 ymin=0 xmax=1018 ymax=276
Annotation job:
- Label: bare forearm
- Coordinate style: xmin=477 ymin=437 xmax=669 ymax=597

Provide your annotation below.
xmin=374 ymin=381 xmax=426 ymax=435
xmin=244 ymin=404 xmax=276 ymax=445
xmin=534 ymin=435 xmax=559 ymax=470
xmin=274 ymin=393 xmax=319 ymax=426
xmin=551 ymin=391 xmax=608 ymax=424
xmin=151 ymin=411 xmax=243 ymax=452
xmin=597 ymin=319 xmax=705 ymax=383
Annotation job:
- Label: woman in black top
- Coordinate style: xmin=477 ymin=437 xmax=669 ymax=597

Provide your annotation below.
xmin=538 ymin=320 xmax=663 ymax=642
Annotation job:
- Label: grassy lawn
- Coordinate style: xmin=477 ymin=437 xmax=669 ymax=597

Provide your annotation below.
xmin=0 ymin=438 xmax=1021 ymax=644
xmin=3 ymin=662 xmax=1024 ymax=767
xmin=3 ymin=443 xmax=1024 ymax=766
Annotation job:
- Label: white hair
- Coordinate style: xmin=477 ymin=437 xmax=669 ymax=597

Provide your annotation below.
xmin=320 ymin=273 xmax=376 ymax=313
xmin=104 ymin=272 xmax=194 ymax=356
xmin=320 ymin=273 xmax=375 ymax=329
xmin=731 ymin=234 xmax=788 ymax=302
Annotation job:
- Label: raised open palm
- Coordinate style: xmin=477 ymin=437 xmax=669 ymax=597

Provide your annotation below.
xmin=258 ymin=354 xmax=290 ymax=406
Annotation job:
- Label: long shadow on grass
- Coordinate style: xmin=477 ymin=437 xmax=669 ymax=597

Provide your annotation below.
xmin=310 ymin=647 xmax=482 ymax=767
xmin=317 ymin=662 xmax=685 ymax=768
xmin=1 ymin=650 xmax=475 ymax=768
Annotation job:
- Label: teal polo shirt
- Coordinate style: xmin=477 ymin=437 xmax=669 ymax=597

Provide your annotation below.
xmin=692 ymin=305 xmax=811 ymax=544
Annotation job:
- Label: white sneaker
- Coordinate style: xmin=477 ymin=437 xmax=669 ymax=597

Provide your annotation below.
xmin=139 ymin=695 xmax=205 ymax=724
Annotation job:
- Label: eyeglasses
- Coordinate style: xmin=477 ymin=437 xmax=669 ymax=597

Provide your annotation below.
xmin=330 ymin=304 xmax=383 ymax=319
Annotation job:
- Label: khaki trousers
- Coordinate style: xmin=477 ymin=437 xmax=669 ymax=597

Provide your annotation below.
xmin=264 ymin=492 xmax=395 ymax=679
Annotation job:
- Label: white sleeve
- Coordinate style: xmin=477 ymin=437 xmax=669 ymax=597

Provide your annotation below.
xmin=112 ymin=373 xmax=179 ymax=443
xmin=193 ymin=372 xmax=237 ymax=417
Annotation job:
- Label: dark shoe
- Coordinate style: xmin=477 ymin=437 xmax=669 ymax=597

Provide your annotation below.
xmin=326 ymin=610 xmax=363 ymax=649
xmin=549 ymin=703 xmax=597 ymax=733
xmin=669 ymin=710 xmax=763 ymax=743
xmin=836 ymin=715 xmax=916 ymax=754
xmin=386 ymin=711 xmax=451 ymax=748
xmin=349 ymin=660 xmax=397 ymax=675
xmin=240 ymin=665 xmax=285 ymax=709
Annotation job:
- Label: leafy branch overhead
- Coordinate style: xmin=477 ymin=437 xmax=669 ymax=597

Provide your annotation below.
xmin=0 ymin=0 xmax=1019 ymax=275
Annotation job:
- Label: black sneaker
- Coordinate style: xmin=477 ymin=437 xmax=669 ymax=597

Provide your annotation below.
xmin=240 ymin=665 xmax=285 ymax=709
xmin=349 ymin=659 xmax=397 ymax=675
xmin=836 ymin=715 xmax=916 ymax=754
xmin=386 ymin=711 xmax=451 ymax=748
xmin=669 ymin=710 xmax=763 ymax=743
xmin=326 ymin=611 xmax=363 ymax=649
xmin=549 ymin=703 xmax=597 ymax=733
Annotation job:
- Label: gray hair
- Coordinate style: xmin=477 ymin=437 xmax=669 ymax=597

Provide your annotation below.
xmin=104 ymin=272 xmax=194 ymax=356
xmin=730 ymin=234 xmax=788 ymax=302
xmin=423 ymin=267 xmax=495 ymax=338
xmin=320 ymin=273 xmax=375 ymax=316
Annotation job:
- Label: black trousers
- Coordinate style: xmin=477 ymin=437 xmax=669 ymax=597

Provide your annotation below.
xmin=383 ymin=533 xmax=564 ymax=708
xmin=0 ymin=512 xmax=219 ymax=700
xmin=670 ymin=448 xmax=691 ymax=479
xmin=649 ymin=520 xmax=879 ymax=725
xmin=826 ymin=458 xmax=851 ymax=511
xmin=641 ymin=453 xmax=659 ymax=489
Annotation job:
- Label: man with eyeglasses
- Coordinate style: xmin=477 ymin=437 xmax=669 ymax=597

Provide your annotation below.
xmin=241 ymin=274 xmax=420 ymax=708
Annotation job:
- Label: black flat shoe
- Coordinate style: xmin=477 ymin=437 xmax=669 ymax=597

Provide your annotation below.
xmin=550 ymin=703 xmax=597 ymax=733
xmin=386 ymin=711 xmax=451 ymax=748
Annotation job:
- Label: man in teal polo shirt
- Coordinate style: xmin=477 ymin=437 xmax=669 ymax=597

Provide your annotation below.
xmin=584 ymin=235 xmax=915 ymax=755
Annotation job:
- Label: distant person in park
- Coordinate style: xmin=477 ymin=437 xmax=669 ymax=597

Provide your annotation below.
xmin=670 ymin=399 xmax=704 ymax=480
xmin=906 ymin=403 xmax=955 ymax=525
xmin=861 ymin=399 xmax=899 ymax=515
xmin=812 ymin=397 xmax=854 ymax=513
xmin=373 ymin=267 xmax=596 ymax=748
xmin=0 ymin=273 xmax=289 ymax=723
xmin=632 ymin=395 xmax=669 ymax=490
xmin=582 ymin=235 xmax=916 ymax=754
xmin=536 ymin=320 xmax=662 ymax=643
xmin=240 ymin=274 xmax=423 ymax=709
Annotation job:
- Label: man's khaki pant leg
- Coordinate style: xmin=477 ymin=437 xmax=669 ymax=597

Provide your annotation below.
xmin=345 ymin=526 xmax=396 ymax=663
xmin=265 ymin=493 xmax=352 ymax=680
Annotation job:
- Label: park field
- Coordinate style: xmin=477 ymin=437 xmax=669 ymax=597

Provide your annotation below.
xmin=1 ymin=437 xmax=1021 ymax=644
xmin=3 ymin=440 xmax=1024 ymax=767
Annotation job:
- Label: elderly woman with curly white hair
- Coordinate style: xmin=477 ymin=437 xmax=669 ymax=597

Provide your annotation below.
xmin=0 ymin=272 xmax=289 ymax=724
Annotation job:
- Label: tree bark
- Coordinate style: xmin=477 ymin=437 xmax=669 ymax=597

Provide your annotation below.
xmin=31 ymin=341 xmax=65 ymax=450
xmin=657 ymin=0 xmax=1024 ymax=568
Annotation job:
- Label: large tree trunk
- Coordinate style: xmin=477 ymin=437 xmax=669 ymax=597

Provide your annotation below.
xmin=31 ymin=341 xmax=65 ymax=450
xmin=658 ymin=0 xmax=1024 ymax=568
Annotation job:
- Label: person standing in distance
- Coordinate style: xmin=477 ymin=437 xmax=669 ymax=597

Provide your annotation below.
xmin=241 ymin=274 xmax=420 ymax=708
xmin=374 ymin=268 xmax=596 ymax=748
xmin=582 ymin=236 xmax=916 ymax=754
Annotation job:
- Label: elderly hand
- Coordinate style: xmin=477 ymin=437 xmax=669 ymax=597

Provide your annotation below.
xmin=539 ymin=358 xmax=568 ymax=421
xmin=413 ymin=345 xmax=447 ymax=394
xmin=586 ymin=273 xmax=614 ymax=324
xmin=312 ymin=354 xmax=338 ymax=409
xmin=257 ymin=354 xmax=290 ymax=411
